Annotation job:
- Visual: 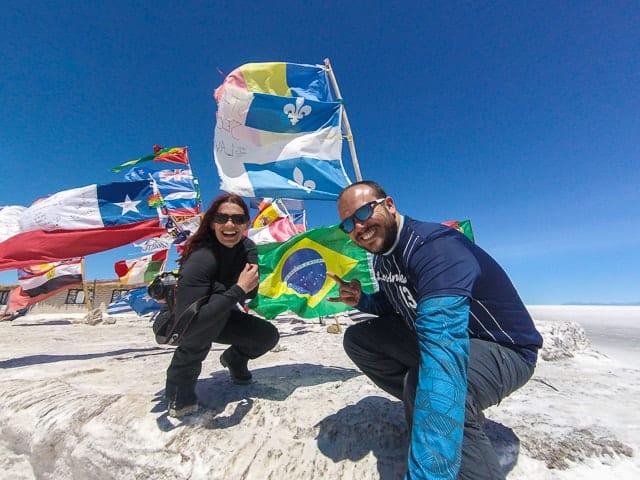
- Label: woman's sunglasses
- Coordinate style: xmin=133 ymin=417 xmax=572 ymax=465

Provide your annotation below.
xmin=213 ymin=213 xmax=249 ymax=225
xmin=339 ymin=198 xmax=385 ymax=233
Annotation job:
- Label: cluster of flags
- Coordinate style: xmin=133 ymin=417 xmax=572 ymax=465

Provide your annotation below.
xmin=1 ymin=60 xmax=479 ymax=325
xmin=120 ymin=146 xmax=200 ymax=217
xmin=0 ymin=144 xmax=202 ymax=316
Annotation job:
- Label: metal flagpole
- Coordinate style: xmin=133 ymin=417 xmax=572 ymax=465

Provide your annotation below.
xmin=323 ymin=58 xmax=363 ymax=182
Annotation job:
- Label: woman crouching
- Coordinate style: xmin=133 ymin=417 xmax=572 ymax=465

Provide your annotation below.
xmin=165 ymin=193 xmax=279 ymax=417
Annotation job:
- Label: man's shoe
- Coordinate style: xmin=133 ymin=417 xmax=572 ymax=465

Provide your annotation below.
xmin=220 ymin=347 xmax=253 ymax=385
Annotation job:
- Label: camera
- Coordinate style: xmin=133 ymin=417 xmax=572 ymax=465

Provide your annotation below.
xmin=148 ymin=272 xmax=178 ymax=308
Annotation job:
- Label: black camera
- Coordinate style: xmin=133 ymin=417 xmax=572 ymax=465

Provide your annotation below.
xmin=148 ymin=272 xmax=178 ymax=309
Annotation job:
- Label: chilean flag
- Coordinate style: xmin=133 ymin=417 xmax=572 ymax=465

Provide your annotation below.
xmin=0 ymin=181 xmax=166 ymax=271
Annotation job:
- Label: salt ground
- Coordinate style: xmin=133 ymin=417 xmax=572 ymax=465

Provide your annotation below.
xmin=0 ymin=306 xmax=639 ymax=479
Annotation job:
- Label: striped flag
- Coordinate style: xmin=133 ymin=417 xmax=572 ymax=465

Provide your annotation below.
xmin=107 ymin=287 xmax=162 ymax=316
xmin=18 ymin=258 xmax=83 ymax=297
xmin=247 ymin=216 xmax=299 ymax=245
xmin=213 ymin=62 xmax=352 ymax=200
xmin=111 ymin=145 xmax=189 ymax=173
xmin=9 ymin=258 xmax=85 ymax=312
xmin=107 ymin=295 xmax=134 ymax=315
xmin=114 ymin=250 xmax=168 ymax=285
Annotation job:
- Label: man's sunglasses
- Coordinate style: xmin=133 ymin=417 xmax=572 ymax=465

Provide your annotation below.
xmin=339 ymin=198 xmax=386 ymax=233
xmin=213 ymin=213 xmax=249 ymax=225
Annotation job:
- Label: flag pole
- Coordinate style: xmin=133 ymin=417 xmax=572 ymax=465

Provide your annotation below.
xmin=323 ymin=58 xmax=363 ymax=181
xmin=80 ymin=258 xmax=102 ymax=325
xmin=80 ymin=257 xmax=93 ymax=311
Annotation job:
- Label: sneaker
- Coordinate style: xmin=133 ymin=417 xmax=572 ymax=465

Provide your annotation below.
xmin=166 ymin=385 xmax=199 ymax=418
xmin=220 ymin=347 xmax=253 ymax=385
xmin=168 ymin=401 xmax=199 ymax=418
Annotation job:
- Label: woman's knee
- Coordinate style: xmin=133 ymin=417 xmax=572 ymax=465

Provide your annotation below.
xmin=266 ymin=322 xmax=280 ymax=349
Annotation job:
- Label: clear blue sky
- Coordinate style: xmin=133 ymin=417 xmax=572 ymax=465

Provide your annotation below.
xmin=1 ymin=1 xmax=638 ymax=305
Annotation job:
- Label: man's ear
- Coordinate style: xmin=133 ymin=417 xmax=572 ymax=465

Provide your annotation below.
xmin=384 ymin=196 xmax=396 ymax=213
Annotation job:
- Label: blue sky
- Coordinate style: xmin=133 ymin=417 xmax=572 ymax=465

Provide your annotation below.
xmin=1 ymin=1 xmax=638 ymax=305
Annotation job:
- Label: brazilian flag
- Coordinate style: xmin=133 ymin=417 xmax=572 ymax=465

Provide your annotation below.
xmin=250 ymin=225 xmax=376 ymax=319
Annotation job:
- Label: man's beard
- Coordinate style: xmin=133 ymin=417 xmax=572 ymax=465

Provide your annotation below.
xmin=367 ymin=214 xmax=397 ymax=254
xmin=379 ymin=220 xmax=398 ymax=253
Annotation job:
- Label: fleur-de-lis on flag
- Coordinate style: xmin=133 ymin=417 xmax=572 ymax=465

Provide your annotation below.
xmin=287 ymin=167 xmax=316 ymax=193
xmin=283 ymin=97 xmax=312 ymax=125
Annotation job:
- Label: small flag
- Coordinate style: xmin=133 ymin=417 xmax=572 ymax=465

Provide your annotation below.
xmin=252 ymin=201 xmax=287 ymax=228
xmin=247 ymin=216 xmax=299 ymax=245
xmin=18 ymin=258 xmax=83 ymax=297
xmin=250 ymin=225 xmax=376 ymax=319
xmin=107 ymin=287 xmax=162 ymax=316
xmin=442 ymin=219 xmax=475 ymax=243
xmin=111 ymin=145 xmax=189 ymax=173
xmin=133 ymin=216 xmax=201 ymax=253
xmin=114 ymin=250 xmax=168 ymax=285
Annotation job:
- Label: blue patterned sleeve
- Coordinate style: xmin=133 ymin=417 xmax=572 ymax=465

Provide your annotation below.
xmin=405 ymin=295 xmax=470 ymax=480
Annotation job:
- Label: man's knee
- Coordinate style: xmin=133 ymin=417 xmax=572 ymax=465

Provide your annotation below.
xmin=343 ymin=322 xmax=367 ymax=359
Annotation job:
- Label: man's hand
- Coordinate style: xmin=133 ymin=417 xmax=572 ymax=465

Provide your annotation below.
xmin=327 ymin=272 xmax=362 ymax=307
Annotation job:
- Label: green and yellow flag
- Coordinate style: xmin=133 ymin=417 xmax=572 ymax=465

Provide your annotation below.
xmin=111 ymin=145 xmax=189 ymax=173
xmin=250 ymin=225 xmax=376 ymax=319
xmin=442 ymin=219 xmax=475 ymax=243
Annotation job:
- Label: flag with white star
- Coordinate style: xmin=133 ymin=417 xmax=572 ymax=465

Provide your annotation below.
xmin=17 ymin=181 xmax=158 ymax=231
xmin=0 ymin=181 xmax=166 ymax=271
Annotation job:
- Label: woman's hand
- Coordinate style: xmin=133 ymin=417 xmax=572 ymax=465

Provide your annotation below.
xmin=237 ymin=263 xmax=259 ymax=293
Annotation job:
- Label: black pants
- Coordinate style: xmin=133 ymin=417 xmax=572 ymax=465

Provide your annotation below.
xmin=166 ymin=308 xmax=279 ymax=390
xmin=343 ymin=315 xmax=535 ymax=480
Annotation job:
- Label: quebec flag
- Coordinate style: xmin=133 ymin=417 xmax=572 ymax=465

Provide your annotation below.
xmin=213 ymin=62 xmax=352 ymax=200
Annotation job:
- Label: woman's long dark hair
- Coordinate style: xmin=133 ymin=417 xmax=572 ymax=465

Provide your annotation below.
xmin=179 ymin=193 xmax=249 ymax=264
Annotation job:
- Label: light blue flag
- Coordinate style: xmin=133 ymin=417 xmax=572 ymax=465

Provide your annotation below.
xmin=108 ymin=287 xmax=162 ymax=316
xmin=213 ymin=62 xmax=352 ymax=200
xmin=123 ymin=164 xmax=201 ymax=216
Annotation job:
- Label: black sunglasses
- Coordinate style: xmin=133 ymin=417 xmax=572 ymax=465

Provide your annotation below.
xmin=213 ymin=213 xmax=248 ymax=225
xmin=339 ymin=198 xmax=385 ymax=233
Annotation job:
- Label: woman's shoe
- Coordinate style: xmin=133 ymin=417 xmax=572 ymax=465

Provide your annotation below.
xmin=166 ymin=384 xmax=199 ymax=418
xmin=220 ymin=347 xmax=253 ymax=385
